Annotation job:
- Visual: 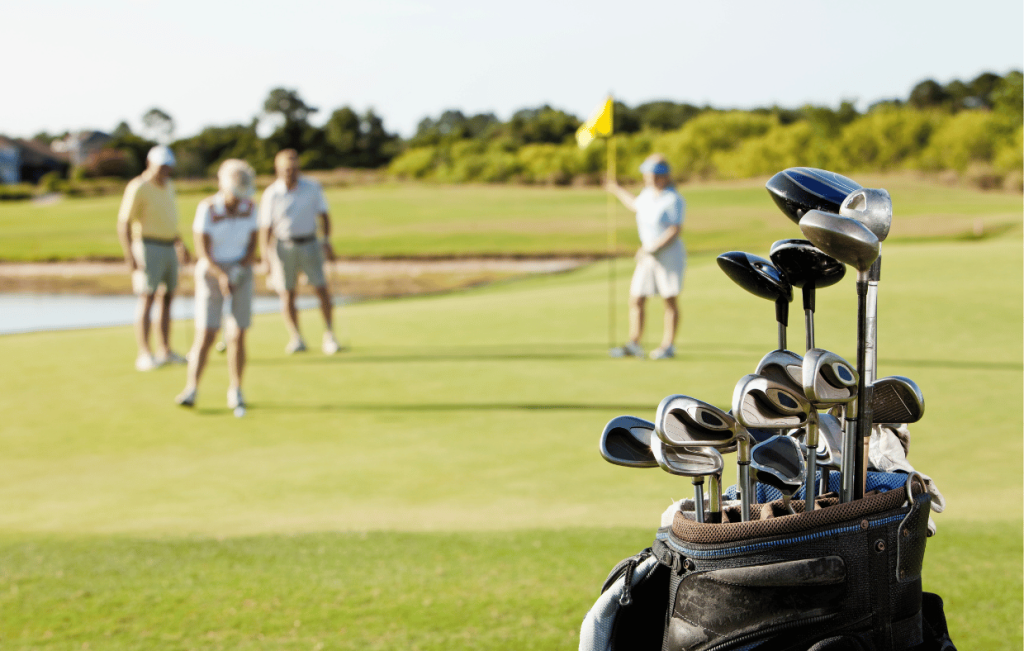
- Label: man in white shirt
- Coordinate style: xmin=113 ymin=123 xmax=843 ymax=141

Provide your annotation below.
xmin=605 ymin=154 xmax=686 ymax=360
xmin=259 ymin=149 xmax=341 ymax=355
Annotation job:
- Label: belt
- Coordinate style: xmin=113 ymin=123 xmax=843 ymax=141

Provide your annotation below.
xmin=282 ymin=235 xmax=317 ymax=244
xmin=142 ymin=237 xmax=176 ymax=246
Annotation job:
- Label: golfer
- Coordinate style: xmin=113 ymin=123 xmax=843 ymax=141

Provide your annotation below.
xmin=606 ymin=154 xmax=686 ymax=360
xmin=117 ymin=145 xmax=191 ymax=371
xmin=259 ymin=149 xmax=341 ymax=355
xmin=175 ymin=159 xmax=259 ymax=410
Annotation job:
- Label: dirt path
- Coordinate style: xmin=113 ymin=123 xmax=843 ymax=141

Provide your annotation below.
xmin=0 ymin=258 xmax=591 ymax=298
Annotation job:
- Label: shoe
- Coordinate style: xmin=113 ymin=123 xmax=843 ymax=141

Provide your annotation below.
xmin=136 ymin=354 xmax=157 ymax=371
xmin=155 ymin=350 xmax=188 ymax=365
xmin=609 ymin=342 xmax=644 ymax=358
xmin=227 ymin=387 xmax=245 ymax=410
xmin=322 ymin=332 xmax=340 ymax=355
xmin=175 ymin=387 xmax=196 ymax=407
xmin=285 ymin=338 xmax=307 ymax=354
xmin=650 ymin=345 xmax=676 ymax=360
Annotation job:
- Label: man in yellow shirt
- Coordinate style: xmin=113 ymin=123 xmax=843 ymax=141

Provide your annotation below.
xmin=117 ymin=145 xmax=191 ymax=371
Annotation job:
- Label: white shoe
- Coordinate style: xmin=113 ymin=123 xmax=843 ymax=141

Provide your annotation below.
xmin=136 ymin=354 xmax=157 ymax=371
xmin=285 ymin=338 xmax=307 ymax=354
xmin=227 ymin=388 xmax=245 ymax=410
xmin=175 ymin=387 xmax=196 ymax=407
xmin=609 ymin=342 xmax=644 ymax=358
xmin=155 ymin=350 xmax=187 ymax=365
xmin=322 ymin=332 xmax=340 ymax=355
xmin=650 ymin=345 xmax=676 ymax=360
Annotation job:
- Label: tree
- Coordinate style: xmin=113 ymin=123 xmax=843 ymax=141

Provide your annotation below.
xmin=908 ymin=80 xmax=949 ymax=109
xmin=262 ymin=88 xmax=318 ymax=152
xmin=142 ymin=107 xmax=175 ymax=144
xmin=112 ymin=121 xmax=133 ymax=139
xmin=324 ymin=107 xmax=361 ymax=166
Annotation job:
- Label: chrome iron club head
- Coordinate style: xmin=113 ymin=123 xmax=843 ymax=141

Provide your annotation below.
xmin=871 ymin=376 xmax=925 ymax=424
xmin=732 ymin=374 xmax=811 ymax=431
xmin=651 ymin=437 xmax=724 ymax=524
xmin=755 ymin=349 xmax=804 ymax=394
xmin=802 ymin=348 xmax=859 ymax=407
xmin=599 ymin=416 xmax=658 ymax=468
xmin=765 ymin=167 xmax=862 ymax=225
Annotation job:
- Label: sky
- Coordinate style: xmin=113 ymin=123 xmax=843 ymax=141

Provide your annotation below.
xmin=5 ymin=0 xmax=1022 ymax=140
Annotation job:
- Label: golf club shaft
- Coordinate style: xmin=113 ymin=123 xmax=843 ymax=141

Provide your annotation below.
xmin=709 ymin=474 xmax=722 ymax=524
xmin=804 ymin=417 xmax=818 ymax=511
xmin=862 ymin=255 xmax=881 ymax=493
xmin=820 ymin=467 xmax=830 ymax=495
xmin=739 ymin=462 xmax=751 ymax=522
xmin=851 ymin=277 xmax=874 ymax=501
xmin=803 ymin=284 xmax=815 ymax=351
xmin=693 ymin=478 xmax=706 ymax=524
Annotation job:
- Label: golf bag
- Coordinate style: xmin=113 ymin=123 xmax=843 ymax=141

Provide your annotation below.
xmin=580 ymin=476 xmax=956 ymax=651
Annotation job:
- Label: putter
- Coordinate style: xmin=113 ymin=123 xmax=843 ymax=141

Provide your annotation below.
xmin=871 ymin=376 xmax=925 ymax=424
xmin=765 ymin=167 xmax=862 ymax=224
xmin=751 ymin=435 xmax=806 ymax=515
xmin=717 ymin=251 xmax=793 ymax=350
xmin=655 ymin=395 xmax=748 ymax=521
xmin=769 ymin=239 xmax=847 ymax=351
xmin=599 ymin=416 xmax=658 ymax=468
xmin=732 ymin=375 xmax=811 ymax=519
xmin=651 ymin=437 xmax=724 ymax=524
xmin=800 ymin=209 xmax=880 ymax=502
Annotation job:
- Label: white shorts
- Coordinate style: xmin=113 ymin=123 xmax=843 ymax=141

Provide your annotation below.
xmin=630 ymin=240 xmax=685 ymax=298
xmin=194 ymin=258 xmax=254 ymax=330
xmin=270 ymin=239 xmax=326 ymax=292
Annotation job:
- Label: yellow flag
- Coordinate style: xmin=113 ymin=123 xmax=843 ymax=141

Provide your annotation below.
xmin=576 ymin=97 xmax=614 ymax=149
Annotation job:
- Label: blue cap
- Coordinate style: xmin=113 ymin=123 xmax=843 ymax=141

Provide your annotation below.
xmin=639 ymin=160 xmax=670 ymax=175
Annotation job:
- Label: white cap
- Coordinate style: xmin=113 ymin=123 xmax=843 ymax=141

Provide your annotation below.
xmin=147 ymin=145 xmax=176 ymax=168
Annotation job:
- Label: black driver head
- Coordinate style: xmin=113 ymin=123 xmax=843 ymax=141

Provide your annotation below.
xmin=769 ymin=239 xmax=847 ymax=290
xmin=717 ymin=251 xmax=792 ymax=303
xmin=765 ymin=167 xmax=862 ymax=225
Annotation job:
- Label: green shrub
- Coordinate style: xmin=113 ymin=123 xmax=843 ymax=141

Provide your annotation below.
xmin=38 ymin=171 xmax=62 ymax=194
xmin=832 ymin=106 xmax=938 ymax=171
xmin=918 ymin=110 xmax=1002 ymax=172
xmin=713 ymin=121 xmax=825 ymax=178
xmin=652 ymin=111 xmax=774 ymax=180
xmin=388 ymin=147 xmax=438 ymax=179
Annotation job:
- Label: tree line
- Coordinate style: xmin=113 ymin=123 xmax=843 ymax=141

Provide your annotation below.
xmin=34 ymin=71 xmax=1023 ymax=189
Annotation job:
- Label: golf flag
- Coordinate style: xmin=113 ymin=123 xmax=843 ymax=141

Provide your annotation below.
xmin=576 ymin=97 xmax=613 ymax=148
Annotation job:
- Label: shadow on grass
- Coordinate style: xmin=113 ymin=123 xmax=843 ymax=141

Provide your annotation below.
xmin=248 ymin=341 xmax=770 ymax=366
xmin=244 ymin=401 xmax=656 ymax=413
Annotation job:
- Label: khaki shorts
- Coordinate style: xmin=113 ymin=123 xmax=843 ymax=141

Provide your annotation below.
xmin=131 ymin=239 xmax=179 ymax=294
xmin=270 ymin=239 xmax=326 ymax=292
xmin=630 ymin=240 xmax=686 ymax=298
xmin=194 ymin=259 xmax=254 ymax=330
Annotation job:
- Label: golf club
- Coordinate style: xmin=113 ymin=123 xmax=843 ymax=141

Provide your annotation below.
xmin=732 ymin=374 xmax=811 ymax=519
xmin=870 ymin=376 xmax=925 ymax=424
xmin=650 ymin=437 xmax=724 ymax=524
xmin=599 ymin=416 xmax=658 ymax=468
xmin=789 ymin=412 xmax=843 ymax=496
xmin=800 ymin=209 xmax=880 ymax=502
xmin=655 ymin=395 xmax=749 ymax=521
xmin=765 ymin=167 xmax=862 ymax=225
xmin=755 ymin=349 xmax=804 ymax=394
xmin=769 ymin=239 xmax=847 ymax=351
xmin=801 ymin=348 xmax=858 ymax=509
xmin=750 ymin=435 xmax=806 ymax=515
xmin=717 ymin=252 xmax=793 ymax=350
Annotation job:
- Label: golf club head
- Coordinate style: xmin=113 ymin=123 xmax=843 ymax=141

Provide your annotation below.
xmin=803 ymin=348 xmax=858 ymax=406
xmin=765 ymin=167 xmax=862 ymax=225
xmin=799 ymin=210 xmax=881 ymax=273
xmin=600 ymin=415 xmax=658 ymax=468
xmin=732 ymin=374 xmax=811 ymax=431
xmin=716 ymin=252 xmax=793 ymax=303
xmin=769 ymin=239 xmax=847 ymax=290
xmin=840 ymin=188 xmax=892 ymax=242
xmin=651 ymin=437 xmax=725 ymax=478
xmin=755 ymin=349 xmax=804 ymax=393
xmin=871 ymin=376 xmax=925 ymax=424
xmin=750 ymin=435 xmax=806 ymax=494
xmin=788 ymin=411 xmax=843 ymax=465
xmin=655 ymin=395 xmax=741 ymax=449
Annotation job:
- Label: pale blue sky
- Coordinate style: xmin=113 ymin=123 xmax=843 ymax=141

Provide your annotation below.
xmin=6 ymin=0 xmax=1022 ymax=139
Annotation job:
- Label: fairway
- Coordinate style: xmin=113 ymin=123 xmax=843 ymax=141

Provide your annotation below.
xmin=0 ymin=177 xmax=1020 ymax=261
xmin=1 ymin=228 xmax=1021 ymax=648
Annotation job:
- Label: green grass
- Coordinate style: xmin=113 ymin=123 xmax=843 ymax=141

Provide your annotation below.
xmin=0 ymin=178 xmax=1020 ymax=260
xmin=0 ymin=213 xmax=1020 ymax=648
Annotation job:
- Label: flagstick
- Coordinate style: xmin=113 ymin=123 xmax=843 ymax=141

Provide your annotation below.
xmin=607 ymin=134 xmax=617 ymax=349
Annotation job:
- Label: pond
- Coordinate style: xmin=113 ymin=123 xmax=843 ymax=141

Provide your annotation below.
xmin=0 ymin=294 xmax=323 ymax=335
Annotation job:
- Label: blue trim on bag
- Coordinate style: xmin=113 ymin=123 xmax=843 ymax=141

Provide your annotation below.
xmin=657 ymin=513 xmax=906 ymax=559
